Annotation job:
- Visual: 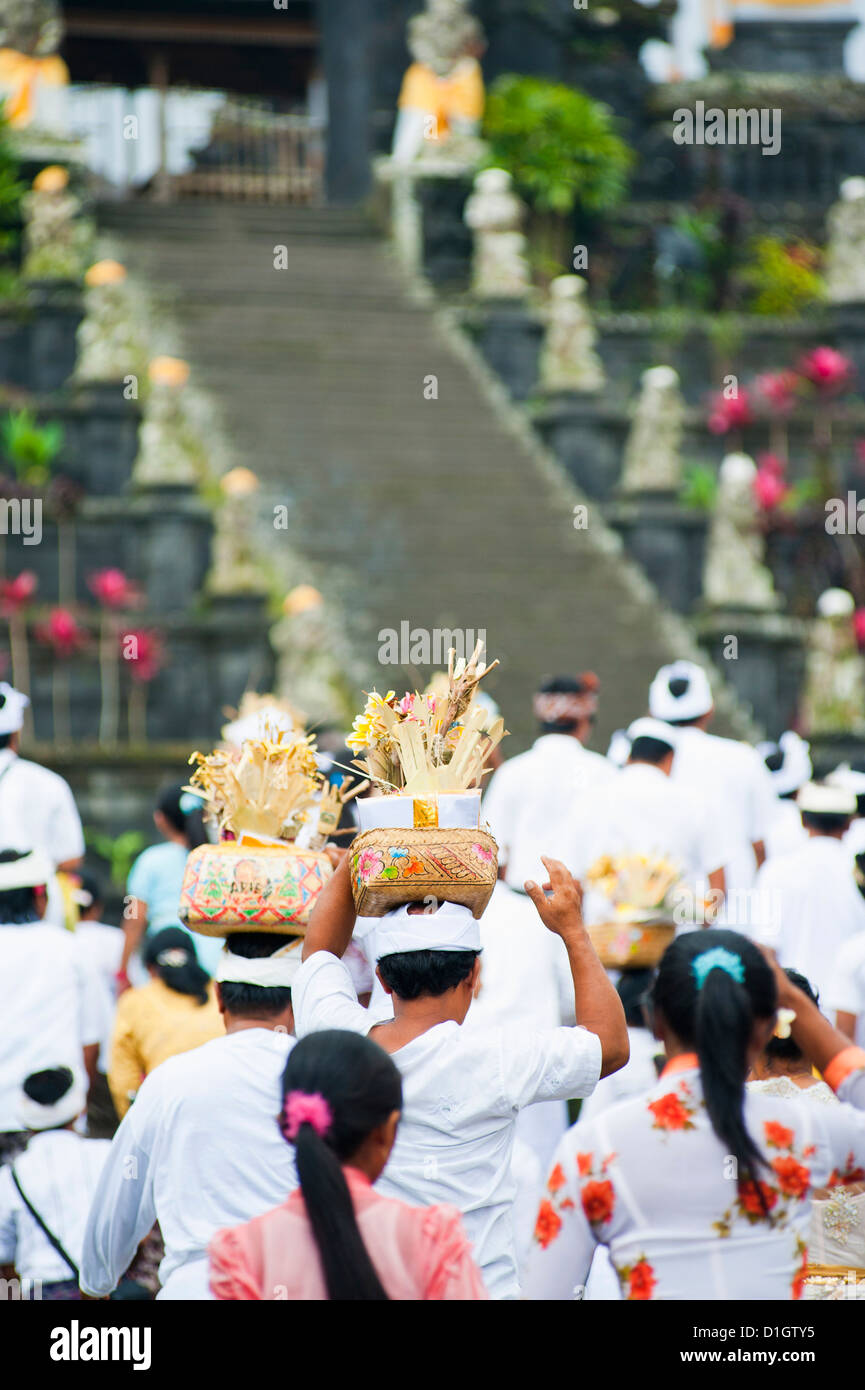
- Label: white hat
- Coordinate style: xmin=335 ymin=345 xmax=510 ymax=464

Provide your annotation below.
xmin=18 ymin=1069 xmax=87 ymax=1132
xmin=0 ymin=682 xmax=29 ymax=736
xmin=373 ymin=900 xmax=481 ymax=959
xmin=796 ymin=782 xmax=857 ymax=817
xmin=606 ymin=729 xmax=631 ymax=768
xmin=627 ymin=716 xmax=678 ymax=750
xmin=757 ymin=731 xmax=813 ymax=797
xmin=0 ymin=848 xmax=53 ymax=891
xmin=827 ymin=763 xmax=865 ymax=798
xmin=648 ymin=661 xmax=713 ymax=723
xmin=216 ymin=937 xmax=304 ymax=988
xmin=222 ymin=707 xmax=295 ymax=748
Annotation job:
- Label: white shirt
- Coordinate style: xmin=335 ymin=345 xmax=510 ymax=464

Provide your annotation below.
xmin=292 ymin=949 xmax=603 ymax=1299
xmin=765 ymin=798 xmax=808 ymax=861
xmin=752 ymin=836 xmax=865 ymax=1002
xmin=0 ymin=921 xmax=101 ymax=1132
xmin=524 ymin=1060 xmax=865 ymax=1301
xmin=825 ymin=932 xmax=865 ymax=1046
xmin=0 ymin=750 xmax=84 ymax=926
xmin=482 ymin=735 xmax=616 ymax=890
xmin=554 ymin=762 xmax=728 ymax=922
xmin=0 ymin=1130 xmax=110 ymax=1284
xmin=579 ymin=1027 xmax=661 ymax=1125
xmin=73 ymin=922 xmax=124 ymax=1072
xmin=666 ymin=727 xmax=777 ymax=895
xmin=80 ymin=1028 xmax=297 ymax=1300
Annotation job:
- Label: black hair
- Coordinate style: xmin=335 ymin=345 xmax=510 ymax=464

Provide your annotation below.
xmin=629 ymin=735 xmax=674 ymax=766
xmin=281 ymin=1030 xmax=402 ymax=1300
xmin=652 ymin=930 xmax=777 ymax=1209
xmin=801 ymin=810 xmax=852 ymax=836
xmin=217 ymin=931 xmax=295 ymax=1019
xmin=23 ymin=1065 xmax=74 ymax=1107
xmin=536 ymin=673 xmax=596 ymax=735
xmin=617 ymin=968 xmax=653 ymax=1029
xmin=0 ymin=732 xmax=12 ymax=750
xmin=376 ymin=948 xmax=480 ymax=1000
xmin=764 ymin=970 xmax=819 ymax=1064
xmin=143 ymin=927 xmax=210 ymax=1004
xmin=76 ymin=871 xmax=105 ymax=915
xmin=0 ymin=848 xmax=42 ymax=924
xmin=663 ymin=676 xmax=707 ymax=728
xmin=156 ymin=783 xmax=208 ymax=850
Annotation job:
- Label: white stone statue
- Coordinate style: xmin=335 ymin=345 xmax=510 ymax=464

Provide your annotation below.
xmin=391 ymin=0 xmax=485 ymax=165
xmin=620 ymin=366 xmax=683 ymax=491
xmin=271 ymin=586 xmax=353 ymax=726
xmin=133 ymin=357 xmax=200 ymax=488
xmin=207 ymin=467 xmax=270 ymax=595
xmin=825 ymin=177 xmax=865 ymax=305
xmin=21 ymin=166 xmax=89 ymax=281
xmin=800 ymin=587 xmax=865 ymax=735
xmin=464 ymin=168 xmax=531 ymax=299
xmin=538 ymin=274 xmax=606 ymax=394
xmin=75 ymin=260 xmax=149 ymax=383
xmin=702 ymin=453 xmax=779 ymax=611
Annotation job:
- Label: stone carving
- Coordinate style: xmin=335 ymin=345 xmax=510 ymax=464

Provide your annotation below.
xmin=0 ymin=0 xmax=68 ymax=131
xmin=75 ymin=259 xmax=148 ymax=383
xmin=800 ymin=587 xmax=865 ymax=735
xmin=702 ymin=453 xmax=779 ymax=610
xmin=538 ymin=274 xmax=606 ymax=394
xmin=133 ymin=356 xmax=200 ymax=488
xmin=391 ymin=0 xmax=485 ymax=164
xmin=207 ymin=466 xmax=270 ymax=595
xmin=620 ymin=366 xmax=683 ymax=491
xmin=825 ymin=177 xmax=865 ymax=305
xmin=464 ymin=168 xmax=531 ymax=299
xmin=21 ymin=165 xmax=88 ymax=280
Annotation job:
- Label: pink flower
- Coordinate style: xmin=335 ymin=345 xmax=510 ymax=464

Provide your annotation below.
xmin=755 ymin=370 xmax=798 ymax=414
xmin=798 ymin=346 xmax=854 ymax=394
xmin=1 ymin=570 xmax=37 ymax=613
xmin=397 ymin=693 xmax=415 ymax=716
xmin=120 ymin=628 xmax=164 ymax=683
xmin=752 ymin=453 xmax=790 ymax=511
xmin=708 ymin=387 xmax=752 ymax=435
xmin=35 ymin=607 xmax=87 ymax=657
xmin=854 ymin=609 xmax=865 ymax=650
xmin=88 ymin=568 xmax=141 ymax=609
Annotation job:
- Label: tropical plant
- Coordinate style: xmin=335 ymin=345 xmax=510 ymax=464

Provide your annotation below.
xmin=482 ymin=75 xmax=634 ymax=216
xmin=739 ymin=236 xmax=824 ymax=317
xmin=84 ymin=828 xmax=147 ymax=890
xmin=0 ymin=102 xmax=24 ymax=262
xmin=1 ymin=407 xmax=63 ymax=485
xmin=679 ymin=463 xmax=718 ymax=511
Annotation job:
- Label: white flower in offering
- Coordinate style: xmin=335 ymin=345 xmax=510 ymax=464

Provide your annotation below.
xmin=187 ymin=729 xmax=323 ymax=842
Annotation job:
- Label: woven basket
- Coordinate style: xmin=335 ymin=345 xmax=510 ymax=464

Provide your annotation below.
xmin=588 ymin=920 xmax=676 ymax=970
xmin=179 ymin=842 xmax=333 ymax=936
xmin=351 ymin=827 xmax=498 ymax=920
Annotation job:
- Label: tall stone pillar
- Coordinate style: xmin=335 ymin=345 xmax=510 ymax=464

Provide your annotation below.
xmin=317 ymin=0 xmax=374 ymax=204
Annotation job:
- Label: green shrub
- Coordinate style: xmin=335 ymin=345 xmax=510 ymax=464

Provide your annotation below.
xmin=1 ymin=407 xmax=64 ymax=485
xmin=739 ymin=237 xmax=824 ymax=317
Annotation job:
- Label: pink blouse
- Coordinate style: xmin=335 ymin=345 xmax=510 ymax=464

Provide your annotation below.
xmin=208 ymin=1166 xmax=488 ymax=1301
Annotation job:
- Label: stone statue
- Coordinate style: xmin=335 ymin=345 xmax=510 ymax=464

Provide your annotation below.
xmin=133 ymin=356 xmax=200 ymax=488
xmin=800 ymin=587 xmax=865 ymax=735
xmin=825 ymin=177 xmax=865 ymax=305
xmin=207 ymin=466 xmax=271 ymax=595
xmin=271 ymin=585 xmax=353 ymax=726
xmin=620 ymin=366 xmax=683 ymax=491
xmin=539 ymin=275 xmax=606 ymax=394
xmin=702 ymin=453 xmax=779 ymax=610
xmin=391 ymin=0 xmax=485 ymax=164
xmin=21 ymin=165 xmax=89 ymax=280
xmin=0 ymin=0 xmax=68 ymax=130
xmin=464 ymin=168 xmax=531 ymax=299
xmin=75 ymin=260 xmax=148 ymax=383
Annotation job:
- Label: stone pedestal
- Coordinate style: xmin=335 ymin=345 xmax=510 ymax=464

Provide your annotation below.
xmin=26 ymin=281 xmax=84 ymax=392
xmin=709 ymin=20 xmax=856 ymax=75
xmin=381 ymin=159 xmax=475 ymax=288
xmin=532 ymin=390 xmax=625 ymax=500
xmin=694 ymin=606 xmax=807 ymax=736
xmin=466 ymin=302 xmax=543 ymax=401
xmin=125 ymin=486 xmax=213 ymax=613
xmin=60 ymin=389 xmax=141 ymax=496
xmin=605 ymin=493 xmax=707 ymax=614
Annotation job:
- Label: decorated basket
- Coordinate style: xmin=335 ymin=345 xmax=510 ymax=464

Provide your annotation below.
xmin=179 ymin=841 xmax=333 ymax=936
xmin=588 ymin=919 xmax=676 ymax=970
xmin=351 ymin=826 xmax=498 ymax=920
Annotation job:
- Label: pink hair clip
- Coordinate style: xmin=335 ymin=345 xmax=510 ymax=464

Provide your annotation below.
xmin=281 ymin=1090 xmax=333 ymax=1142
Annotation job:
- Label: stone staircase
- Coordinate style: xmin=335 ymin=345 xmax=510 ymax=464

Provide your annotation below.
xmin=97 ymin=200 xmax=750 ymax=749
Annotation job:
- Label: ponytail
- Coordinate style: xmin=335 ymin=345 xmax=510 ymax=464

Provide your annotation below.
xmin=143 ymin=927 xmax=210 ymax=1005
xmin=156 ymin=783 xmax=208 ymax=850
xmin=280 ymin=1031 xmax=403 ymax=1301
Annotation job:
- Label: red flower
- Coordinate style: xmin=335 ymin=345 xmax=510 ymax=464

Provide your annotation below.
xmin=738 ymin=1180 xmax=779 ymax=1217
xmin=88 ymin=568 xmax=141 ymax=609
xmin=798 ymin=346 xmax=854 ymax=394
xmin=648 ymin=1091 xmax=693 ymax=1131
xmin=1 ymin=570 xmax=37 ymax=613
xmin=35 ymin=607 xmax=87 ymax=658
xmin=120 ymin=628 xmax=164 ymax=684
xmin=854 ymin=610 xmax=865 ymax=651
xmin=628 ymin=1260 xmax=657 ymax=1301
xmin=547 ymin=1163 xmax=566 ymax=1194
xmin=576 ymin=1152 xmax=593 ymax=1178
xmin=707 ymin=387 xmax=752 ymax=435
xmin=533 ymin=1199 xmax=562 ymax=1250
xmin=772 ymin=1156 xmax=811 ymax=1199
xmin=581 ymin=1179 xmax=615 ymax=1225
xmin=753 ymin=457 xmax=790 ymax=511
xmin=755 ymin=370 xmax=799 ymax=414
xmin=764 ymin=1120 xmax=795 ymax=1150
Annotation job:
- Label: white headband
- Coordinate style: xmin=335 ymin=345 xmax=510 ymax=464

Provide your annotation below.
xmin=648 ymin=660 xmax=713 ymax=722
xmin=0 ymin=849 xmax=53 ymax=891
xmin=216 ymin=939 xmax=304 ymax=987
xmin=19 ymin=1078 xmax=87 ymax=1131
xmin=0 ymin=681 xmax=29 ymax=735
xmin=373 ymin=900 xmax=482 ymax=959
xmin=627 ymin=716 xmax=678 ymax=750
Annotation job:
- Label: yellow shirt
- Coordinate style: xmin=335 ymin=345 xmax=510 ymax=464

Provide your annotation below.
xmin=108 ymin=978 xmax=223 ymax=1117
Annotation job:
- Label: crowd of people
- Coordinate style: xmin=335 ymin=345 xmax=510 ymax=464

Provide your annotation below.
xmin=2 ymin=657 xmax=865 ymax=1303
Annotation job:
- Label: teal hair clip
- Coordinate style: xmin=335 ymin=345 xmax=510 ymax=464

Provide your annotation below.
xmin=692 ymin=945 xmax=745 ymax=990
xmin=179 ymin=791 xmax=204 ymax=815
